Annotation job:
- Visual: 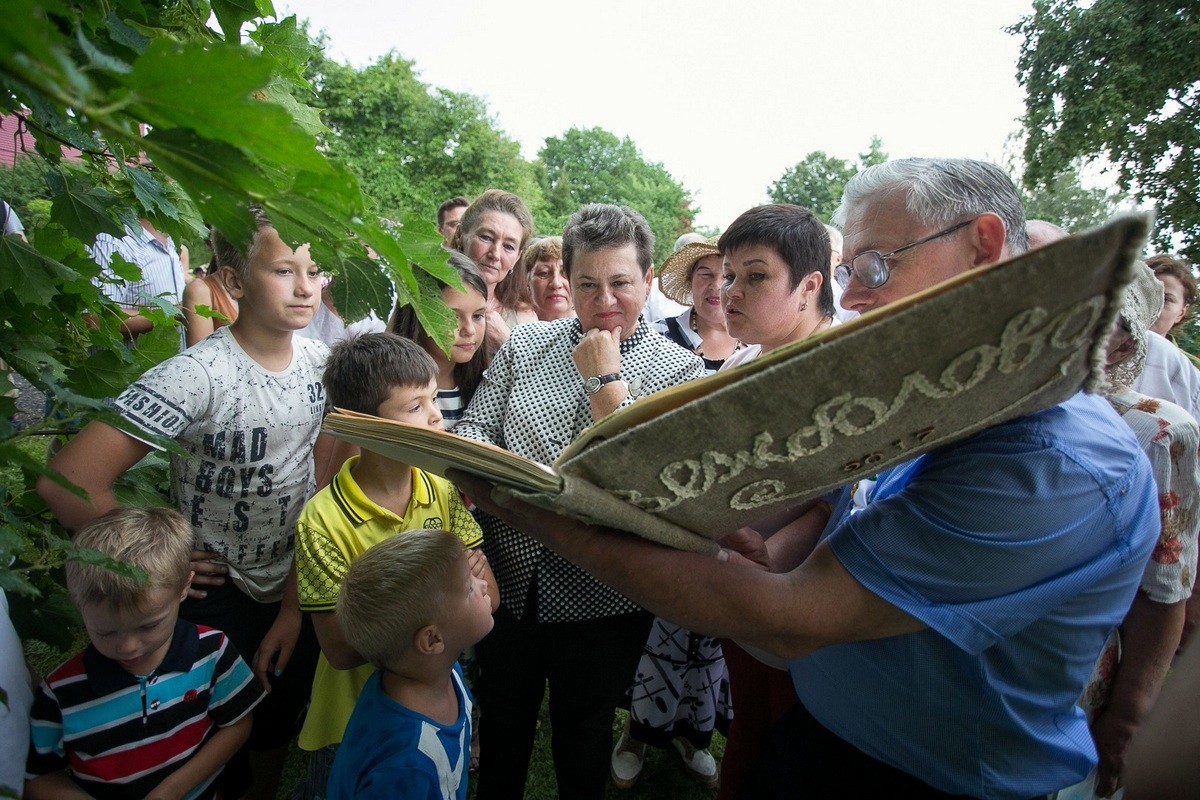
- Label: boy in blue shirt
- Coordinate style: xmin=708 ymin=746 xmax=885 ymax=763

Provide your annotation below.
xmin=327 ymin=528 xmax=494 ymax=800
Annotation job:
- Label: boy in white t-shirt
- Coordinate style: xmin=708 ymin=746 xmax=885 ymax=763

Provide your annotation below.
xmin=38 ymin=208 xmax=348 ymax=800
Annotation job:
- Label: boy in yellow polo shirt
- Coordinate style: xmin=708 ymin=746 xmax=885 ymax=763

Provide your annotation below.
xmin=292 ymin=333 xmax=498 ymax=798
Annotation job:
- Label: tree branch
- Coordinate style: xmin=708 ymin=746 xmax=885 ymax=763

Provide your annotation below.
xmin=15 ymin=112 xmax=118 ymax=163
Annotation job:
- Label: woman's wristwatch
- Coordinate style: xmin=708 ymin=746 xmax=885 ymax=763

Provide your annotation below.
xmin=583 ymin=373 xmax=622 ymax=395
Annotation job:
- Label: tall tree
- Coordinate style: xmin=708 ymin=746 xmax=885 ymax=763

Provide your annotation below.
xmin=537 ymin=127 xmax=694 ymax=263
xmin=312 ymin=53 xmax=543 ymax=226
xmin=768 ymin=137 xmax=887 ymax=223
xmin=1018 ymin=161 xmax=1124 ymax=233
xmin=1011 ymin=0 xmax=1200 ymax=258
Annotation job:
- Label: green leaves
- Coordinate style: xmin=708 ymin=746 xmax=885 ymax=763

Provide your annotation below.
xmin=538 ymin=126 xmax=694 ymax=262
xmin=122 ymin=165 xmax=181 ymax=222
xmin=212 ymin=0 xmax=276 ymax=42
xmin=67 ymin=347 xmax=141 ymax=400
xmin=410 ymin=269 xmax=457 ymax=357
xmin=313 ymin=52 xmax=545 ymax=237
xmin=0 ymin=236 xmax=79 ymax=304
xmin=103 ymin=10 xmax=150 ymax=54
xmin=126 ymin=39 xmax=327 ymax=176
xmin=74 ymin=23 xmax=132 ymax=74
xmin=0 ymin=333 xmax=71 ymax=387
xmin=0 ymin=0 xmax=69 ymax=88
xmin=767 ymin=137 xmax=889 ymax=224
xmin=396 ymin=212 xmax=459 ymax=286
xmin=1017 ymin=161 xmax=1123 ymax=233
xmin=328 ymin=252 xmax=399 ymax=329
xmin=0 ymin=0 xmax=466 ymax=639
xmin=249 ymin=15 xmax=312 ymax=84
xmin=48 ymin=177 xmax=126 ymax=242
xmin=1013 ymin=0 xmax=1200 ymax=259
xmin=141 ymin=127 xmax=268 ymax=248
xmin=259 ymin=76 xmax=324 ymax=136
xmin=5 ymin=581 xmax=80 ymax=649
xmin=65 ymin=547 xmax=148 ymax=582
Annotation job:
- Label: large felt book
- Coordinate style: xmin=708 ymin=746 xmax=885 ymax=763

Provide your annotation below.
xmin=324 ymin=213 xmax=1150 ymax=554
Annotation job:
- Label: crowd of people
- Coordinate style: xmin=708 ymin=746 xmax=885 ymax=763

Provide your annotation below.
xmin=3 ymin=154 xmax=1200 ymax=800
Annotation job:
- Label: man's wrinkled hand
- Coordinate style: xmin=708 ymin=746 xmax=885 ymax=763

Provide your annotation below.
xmin=718 ymin=527 xmax=771 ymax=571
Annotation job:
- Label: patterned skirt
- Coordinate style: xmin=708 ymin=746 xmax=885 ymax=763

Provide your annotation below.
xmin=624 ymin=616 xmax=733 ymax=749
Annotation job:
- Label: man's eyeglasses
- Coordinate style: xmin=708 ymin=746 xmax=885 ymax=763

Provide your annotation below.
xmin=833 ymin=219 xmax=974 ymax=290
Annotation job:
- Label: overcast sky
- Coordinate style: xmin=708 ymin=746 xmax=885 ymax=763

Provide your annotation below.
xmin=279 ymin=0 xmax=1037 ymax=231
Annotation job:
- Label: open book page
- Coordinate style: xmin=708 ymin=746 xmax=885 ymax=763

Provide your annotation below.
xmin=321 ymin=410 xmax=562 ymax=494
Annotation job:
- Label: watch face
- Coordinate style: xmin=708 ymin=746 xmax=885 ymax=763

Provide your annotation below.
xmin=584 ymin=374 xmax=619 ymax=394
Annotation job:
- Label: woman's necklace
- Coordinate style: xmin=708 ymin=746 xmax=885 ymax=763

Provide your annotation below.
xmin=691 ymin=308 xmax=742 ymax=359
xmin=799 ymin=314 xmax=834 ymax=341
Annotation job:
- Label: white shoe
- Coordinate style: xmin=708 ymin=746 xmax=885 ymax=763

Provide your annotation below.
xmin=610 ymin=725 xmax=646 ymax=790
xmin=672 ymin=737 xmax=719 ymax=789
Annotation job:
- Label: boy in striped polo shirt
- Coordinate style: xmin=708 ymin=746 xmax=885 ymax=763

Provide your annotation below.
xmin=25 ymin=507 xmax=263 ymax=800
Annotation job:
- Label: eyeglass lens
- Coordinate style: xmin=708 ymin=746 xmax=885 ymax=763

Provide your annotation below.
xmin=836 ymin=252 xmax=888 ymax=290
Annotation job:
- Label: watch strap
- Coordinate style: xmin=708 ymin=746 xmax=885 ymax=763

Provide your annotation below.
xmin=584 ymin=372 xmax=622 ymax=394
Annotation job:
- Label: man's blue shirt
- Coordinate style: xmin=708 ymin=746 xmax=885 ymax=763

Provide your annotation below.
xmin=789 ymin=391 xmax=1158 ymax=799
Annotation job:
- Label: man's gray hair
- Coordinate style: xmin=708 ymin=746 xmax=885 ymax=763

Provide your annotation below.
xmin=562 ymin=203 xmax=655 ymax=277
xmin=832 ymin=157 xmax=1028 ymax=256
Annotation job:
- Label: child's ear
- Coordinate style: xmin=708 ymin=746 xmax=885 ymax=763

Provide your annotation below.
xmin=220 ymin=265 xmax=245 ymax=299
xmin=179 ymin=570 xmax=195 ymax=603
xmin=413 ymin=624 xmax=446 ymax=656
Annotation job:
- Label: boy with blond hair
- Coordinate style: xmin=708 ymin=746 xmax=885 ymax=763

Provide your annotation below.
xmin=38 ymin=209 xmax=342 ymax=798
xmin=327 ymin=529 xmax=494 ymax=800
xmin=291 ymin=332 xmax=496 ymax=797
xmin=25 ymin=507 xmax=263 ymax=800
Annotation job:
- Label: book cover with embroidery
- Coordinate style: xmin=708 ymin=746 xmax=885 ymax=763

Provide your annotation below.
xmin=323 ymin=214 xmax=1150 ymax=554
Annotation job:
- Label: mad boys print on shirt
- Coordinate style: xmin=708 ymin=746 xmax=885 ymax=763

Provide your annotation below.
xmin=114 ymin=327 xmax=328 ymax=602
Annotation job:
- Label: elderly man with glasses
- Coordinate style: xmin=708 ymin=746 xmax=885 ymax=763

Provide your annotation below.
xmin=455 ymin=158 xmax=1158 ymax=799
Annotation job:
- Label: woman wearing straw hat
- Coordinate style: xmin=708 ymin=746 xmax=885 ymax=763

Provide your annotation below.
xmin=654 ymin=236 xmax=742 ymax=372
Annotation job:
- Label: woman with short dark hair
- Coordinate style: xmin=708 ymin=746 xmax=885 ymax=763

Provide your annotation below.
xmin=456 ymin=203 xmax=705 ymax=800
